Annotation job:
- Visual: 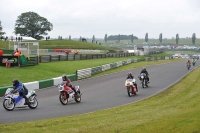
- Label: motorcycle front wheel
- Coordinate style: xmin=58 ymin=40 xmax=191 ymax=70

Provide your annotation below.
xmin=142 ymin=80 xmax=145 ymax=88
xmin=127 ymin=87 xmax=132 ymax=97
xmin=75 ymin=91 xmax=81 ymax=103
xmin=3 ymin=99 xmax=15 ymax=111
xmin=59 ymin=93 xmax=68 ymax=105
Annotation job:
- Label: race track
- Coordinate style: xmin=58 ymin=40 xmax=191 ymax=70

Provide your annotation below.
xmin=0 ymin=60 xmax=199 ymax=124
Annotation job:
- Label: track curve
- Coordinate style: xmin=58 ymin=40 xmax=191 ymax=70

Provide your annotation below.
xmin=0 ymin=60 xmax=199 ymax=124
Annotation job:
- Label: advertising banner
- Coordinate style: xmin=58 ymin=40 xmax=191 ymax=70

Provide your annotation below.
xmin=0 ymin=56 xmax=19 ymax=66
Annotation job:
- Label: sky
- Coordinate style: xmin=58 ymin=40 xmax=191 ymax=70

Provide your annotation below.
xmin=0 ymin=0 xmax=200 ymax=39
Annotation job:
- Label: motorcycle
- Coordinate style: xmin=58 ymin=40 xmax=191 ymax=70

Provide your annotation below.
xmin=125 ymin=78 xmax=137 ymax=97
xmin=58 ymin=84 xmax=81 ymax=105
xmin=3 ymin=88 xmax=38 ymax=111
xmin=192 ymin=62 xmax=196 ymax=66
xmin=139 ymin=73 xmax=149 ymax=88
xmin=187 ymin=63 xmax=191 ymax=70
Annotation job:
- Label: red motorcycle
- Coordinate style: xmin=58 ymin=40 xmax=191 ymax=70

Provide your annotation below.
xmin=125 ymin=79 xmax=137 ymax=97
xmin=58 ymin=84 xmax=81 ymax=105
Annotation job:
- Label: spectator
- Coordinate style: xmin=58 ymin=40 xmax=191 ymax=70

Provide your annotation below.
xmin=0 ymin=49 xmax=3 ymax=56
xmin=21 ymin=37 xmax=23 ymax=41
xmin=16 ymin=37 xmax=17 ymax=41
xmin=46 ymin=37 xmax=47 ymax=41
xmin=18 ymin=37 xmax=20 ymax=42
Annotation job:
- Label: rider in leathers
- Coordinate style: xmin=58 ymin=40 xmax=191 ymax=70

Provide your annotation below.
xmin=62 ymin=74 xmax=77 ymax=94
xmin=127 ymin=72 xmax=138 ymax=92
xmin=12 ymin=79 xmax=29 ymax=105
xmin=140 ymin=67 xmax=150 ymax=82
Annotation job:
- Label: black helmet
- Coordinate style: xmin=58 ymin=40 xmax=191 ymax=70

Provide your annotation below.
xmin=62 ymin=74 xmax=67 ymax=81
xmin=143 ymin=67 xmax=146 ymax=71
xmin=12 ymin=79 xmax=19 ymax=86
xmin=128 ymin=72 xmax=132 ymax=76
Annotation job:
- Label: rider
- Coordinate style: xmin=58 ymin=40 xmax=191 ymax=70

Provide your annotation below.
xmin=127 ymin=72 xmax=138 ymax=92
xmin=140 ymin=67 xmax=149 ymax=83
xmin=62 ymin=74 xmax=77 ymax=94
xmin=12 ymin=79 xmax=29 ymax=105
xmin=192 ymin=58 xmax=196 ymax=63
xmin=186 ymin=60 xmax=191 ymax=65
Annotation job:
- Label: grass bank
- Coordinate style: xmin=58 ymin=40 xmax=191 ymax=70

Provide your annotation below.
xmin=0 ymin=59 xmax=199 ymax=133
xmin=0 ymin=40 xmax=115 ymax=50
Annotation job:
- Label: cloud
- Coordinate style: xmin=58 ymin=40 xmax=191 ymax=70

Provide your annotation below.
xmin=0 ymin=0 xmax=200 ymax=38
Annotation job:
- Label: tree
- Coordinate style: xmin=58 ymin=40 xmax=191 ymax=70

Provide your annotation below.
xmin=14 ymin=12 xmax=53 ymax=40
xmin=104 ymin=34 xmax=107 ymax=44
xmin=145 ymin=33 xmax=148 ymax=42
xmin=131 ymin=34 xmax=133 ymax=43
xmin=118 ymin=34 xmax=120 ymax=43
xmin=92 ymin=35 xmax=95 ymax=43
xmin=0 ymin=20 xmax=6 ymax=39
xmin=192 ymin=33 xmax=196 ymax=45
xmin=176 ymin=33 xmax=179 ymax=44
xmin=159 ymin=33 xmax=162 ymax=43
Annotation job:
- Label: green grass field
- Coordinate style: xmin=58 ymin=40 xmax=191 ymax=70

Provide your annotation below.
xmin=1 ymin=58 xmax=199 ymax=133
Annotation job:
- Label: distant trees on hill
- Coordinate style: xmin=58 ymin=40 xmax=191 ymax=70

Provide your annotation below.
xmin=107 ymin=35 xmax=138 ymax=40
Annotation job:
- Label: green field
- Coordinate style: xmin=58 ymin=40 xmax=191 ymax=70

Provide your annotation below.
xmin=1 ymin=58 xmax=199 ymax=133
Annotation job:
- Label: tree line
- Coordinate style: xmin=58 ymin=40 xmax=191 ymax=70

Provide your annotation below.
xmin=0 ymin=11 xmax=198 ymax=44
xmin=0 ymin=11 xmax=53 ymax=40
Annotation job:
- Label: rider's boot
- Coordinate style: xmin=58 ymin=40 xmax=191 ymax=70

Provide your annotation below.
xmin=23 ymin=96 xmax=29 ymax=105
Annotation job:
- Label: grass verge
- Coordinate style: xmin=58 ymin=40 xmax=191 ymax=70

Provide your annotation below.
xmin=0 ymin=59 xmax=199 ymax=133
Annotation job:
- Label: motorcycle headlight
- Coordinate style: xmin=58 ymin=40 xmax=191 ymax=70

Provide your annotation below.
xmin=127 ymin=83 xmax=130 ymax=86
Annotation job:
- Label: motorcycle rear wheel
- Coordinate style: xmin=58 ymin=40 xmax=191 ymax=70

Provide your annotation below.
xmin=59 ymin=93 xmax=68 ymax=105
xmin=3 ymin=99 xmax=15 ymax=111
xmin=28 ymin=97 xmax=38 ymax=109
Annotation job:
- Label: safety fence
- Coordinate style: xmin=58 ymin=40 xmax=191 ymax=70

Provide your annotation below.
xmin=39 ymin=53 xmax=135 ymax=63
xmin=76 ymin=56 xmax=172 ymax=80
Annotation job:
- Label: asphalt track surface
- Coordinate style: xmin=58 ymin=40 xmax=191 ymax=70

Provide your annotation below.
xmin=0 ymin=60 xmax=199 ymax=124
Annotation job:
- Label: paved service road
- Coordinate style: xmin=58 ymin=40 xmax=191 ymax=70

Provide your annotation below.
xmin=0 ymin=60 xmax=199 ymax=124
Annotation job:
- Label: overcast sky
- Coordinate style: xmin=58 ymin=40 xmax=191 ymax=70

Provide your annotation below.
xmin=0 ymin=0 xmax=200 ymax=39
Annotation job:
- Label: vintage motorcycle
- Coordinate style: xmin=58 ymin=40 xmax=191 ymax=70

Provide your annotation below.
xmin=139 ymin=73 xmax=149 ymax=88
xmin=58 ymin=84 xmax=81 ymax=105
xmin=3 ymin=88 xmax=38 ymax=111
xmin=125 ymin=78 xmax=137 ymax=97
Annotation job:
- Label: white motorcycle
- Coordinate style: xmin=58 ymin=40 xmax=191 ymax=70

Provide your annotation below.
xmin=3 ymin=88 xmax=38 ymax=111
xmin=58 ymin=84 xmax=81 ymax=105
xmin=125 ymin=78 xmax=137 ymax=97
